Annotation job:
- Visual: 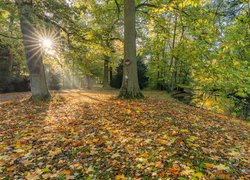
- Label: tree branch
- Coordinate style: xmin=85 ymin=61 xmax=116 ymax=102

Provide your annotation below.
xmin=114 ymin=0 xmax=121 ymax=19
xmin=136 ymin=3 xmax=158 ymax=10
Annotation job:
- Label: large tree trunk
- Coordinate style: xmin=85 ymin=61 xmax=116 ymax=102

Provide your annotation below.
xmin=119 ymin=0 xmax=143 ymax=98
xmin=18 ymin=0 xmax=50 ymax=100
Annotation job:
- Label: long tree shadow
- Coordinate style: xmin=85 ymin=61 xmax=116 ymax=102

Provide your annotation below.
xmin=78 ymin=93 xmax=109 ymax=103
xmin=0 ymin=92 xmax=249 ymax=179
xmin=67 ymin=97 xmax=249 ymax=179
xmin=0 ymin=98 xmax=51 ymax=144
xmin=0 ymin=96 xmax=56 ymax=178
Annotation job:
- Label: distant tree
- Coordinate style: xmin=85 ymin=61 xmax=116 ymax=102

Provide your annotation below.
xmin=0 ymin=45 xmax=11 ymax=91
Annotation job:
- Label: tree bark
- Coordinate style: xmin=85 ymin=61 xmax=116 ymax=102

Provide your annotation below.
xmin=170 ymin=14 xmax=178 ymax=92
xmin=119 ymin=0 xmax=143 ymax=98
xmin=109 ymin=66 xmax=113 ymax=86
xmin=17 ymin=0 xmax=50 ymax=100
xmin=86 ymin=74 xmax=92 ymax=90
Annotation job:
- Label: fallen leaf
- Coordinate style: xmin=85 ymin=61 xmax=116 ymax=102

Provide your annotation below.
xmin=116 ymin=174 xmax=126 ymax=180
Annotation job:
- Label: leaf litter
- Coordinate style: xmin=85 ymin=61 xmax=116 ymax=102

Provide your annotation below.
xmin=0 ymin=90 xmax=249 ymax=179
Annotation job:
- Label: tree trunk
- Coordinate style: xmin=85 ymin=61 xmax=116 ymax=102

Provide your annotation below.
xmin=243 ymin=95 xmax=250 ymax=120
xmin=119 ymin=0 xmax=143 ymax=98
xmin=170 ymin=14 xmax=178 ymax=92
xmin=18 ymin=0 xmax=50 ymax=100
xmin=86 ymin=75 xmax=92 ymax=90
xmin=0 ymin=46 xmax=11 ymax=91
xmin=103 ymin=56 xmax=109 ymax=87
xmin=109 ymin=66 xmax=113 ymax=86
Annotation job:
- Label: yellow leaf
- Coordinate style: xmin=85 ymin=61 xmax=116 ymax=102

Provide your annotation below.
xmin=0 ymin=156 xmax=8 ymax=160
xmin=16 ymin=141 xmax=22 ymax=148
xmin=92 ymin=138 xmax=99 ymax=143
xmin=61 ymin=170 xmax=71 ymax=175
xmin=194 ymin=172 xmax=203 ymax=178
xmin=7 ymin=166 xmax=15 ymax=171
xmin=204 ymin=163 xmax=214 ymax=168
xmin=48 ymin=148 xmax=61 ymax=157
xmin=180 ymin=129 xmax=189 ymax=133
xmin=188 ymin=136 xmax=198 ymax=142
xmin=214 ymin=164 xmax=230 ymax=171
xmin=14 ymin=149 xmax=25 ymax=153
xmin=181 ymin=169 xmax=195 ymax=176
xmin=111 ymin=153 xmax=120 ymax=159
xmin=229 ymin=150 xmax=240 ymax=157
xmin=116 ymin=174 xmax=126 ymax=180
xmin=126 ymin=109 xmax=131 ymax=114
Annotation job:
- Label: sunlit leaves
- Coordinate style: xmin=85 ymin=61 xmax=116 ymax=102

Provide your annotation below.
xmin=0 ymin=90 xmax=249 ymax=178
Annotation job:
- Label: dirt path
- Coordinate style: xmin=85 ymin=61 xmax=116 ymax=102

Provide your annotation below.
xmin=0 ymin=92 xmax=31 ymax=103
xmin=0 ymin=89 xmax=118 ymax=104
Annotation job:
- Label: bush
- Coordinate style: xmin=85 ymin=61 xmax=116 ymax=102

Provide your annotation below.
xmin=1 ymin=76 xmax=30 ymax=93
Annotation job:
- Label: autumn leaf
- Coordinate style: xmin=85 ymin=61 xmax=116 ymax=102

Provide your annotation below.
xmin=25 ymin=172 xmax=40 ymax=180
xmin=204 ymin=163 xmax=214 ymax=168
xmin=155 ymin=161 xmax=164 ymax=168
xmin=180 ymin=129 xmax=189 ymax=133
xmin=194 ymin=172 xmax=203 ymax=178
xmin=0 ymin=90 xmax=249 ymax=179
xmin=0 ymin=156 xmax=8 ymax=160
xmin=48 ymin=148 xmax=62 ymax=157
xmin=181 ymin=169 xmax=195 ymax=176
xmin=167 ymin=164 xmax=181 ymax=176
xmin=188 ymin=136 xmax=199 ymax=142
xmin=216 ymin=173 xmax=231 ymax=179
xmin=92 ymin=138 xmax=99 ymax=143
xmin=214 ymin=164 xmax=230 ymax=171
xmin=14 ymin=149 xmax=25 ymax=153
xmin=116 ymin=174 xmax=126 ymax=180
xmin=111 ymin=153 xmax=120 ymax=159
xmin=140 ymin=153 xmax=149 ymax=158
xmin=61 ymin=170 xmax=72 ymax=175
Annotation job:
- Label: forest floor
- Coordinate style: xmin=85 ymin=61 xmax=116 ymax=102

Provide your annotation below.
xmin=0 ymin=90 xmax=249 ymax=179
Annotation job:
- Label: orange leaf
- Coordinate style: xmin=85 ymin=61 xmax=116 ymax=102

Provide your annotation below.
xmin=155 ymin=161 xmax=164 ymax=168
xmin=61 ymin=170 xmax=71 ymax=175
xmin=167 ymin=164 xmax=181 ymax=176
xmin=116 ymin=174 xmax=126 ymax=180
